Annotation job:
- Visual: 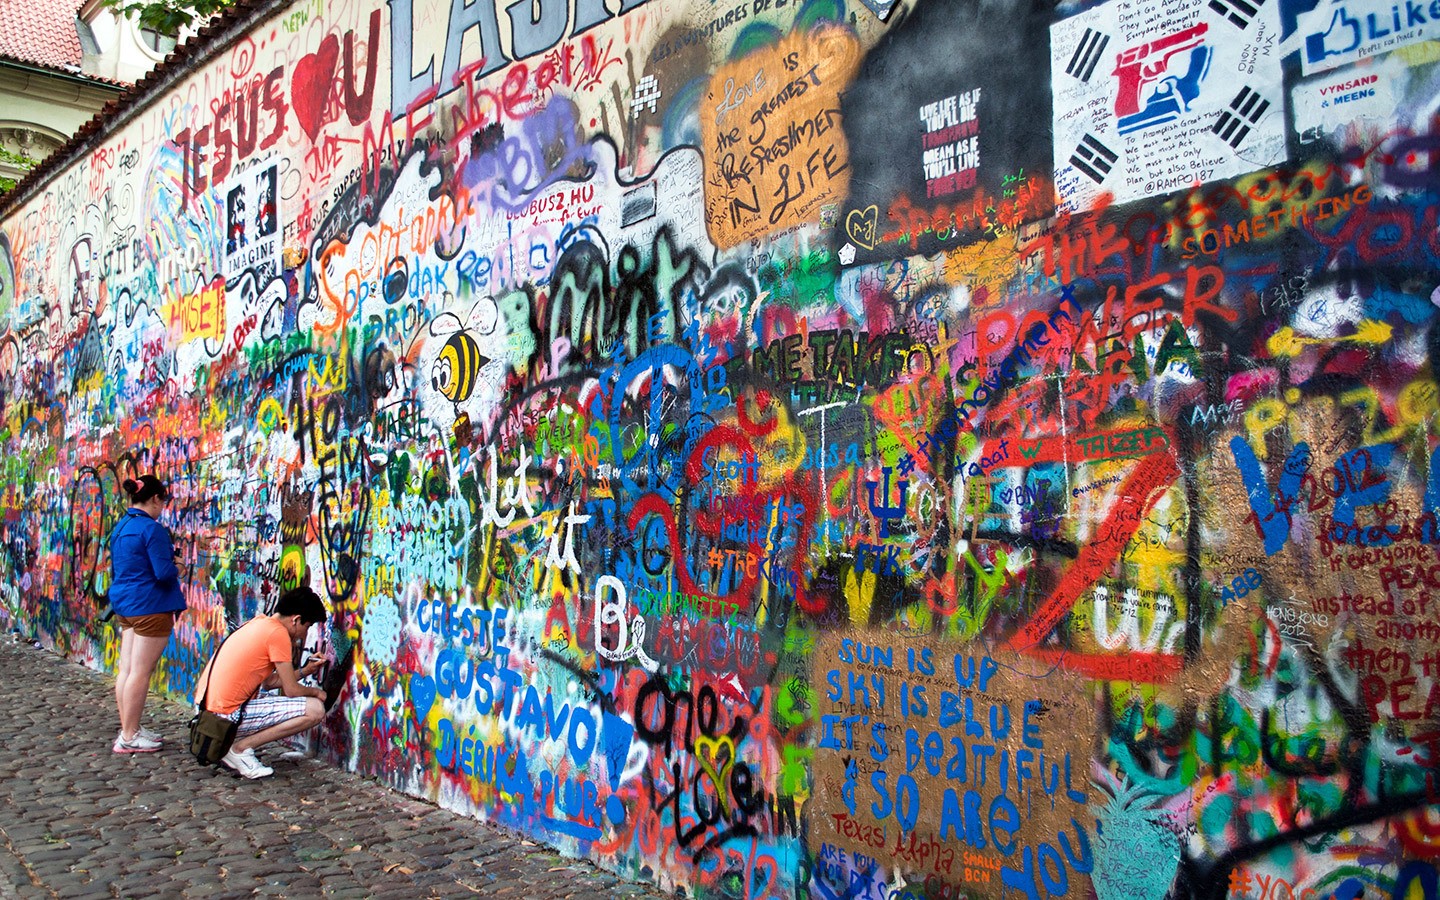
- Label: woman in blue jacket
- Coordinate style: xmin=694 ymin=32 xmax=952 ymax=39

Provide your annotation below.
xmin=109 ymin=475 xmax=187 ymax=753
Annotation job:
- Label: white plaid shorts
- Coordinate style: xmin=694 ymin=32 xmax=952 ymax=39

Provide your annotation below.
xmin=219 ymin=694 xmax=311 ymax=736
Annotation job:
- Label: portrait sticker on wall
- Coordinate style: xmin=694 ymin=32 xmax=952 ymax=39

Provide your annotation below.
xmin=1051 ymin=0 xmax=1286 ymax=209
xmin=221 ymin=160 xmax=281 ymax=285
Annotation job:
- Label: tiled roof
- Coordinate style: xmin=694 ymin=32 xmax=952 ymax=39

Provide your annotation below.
xmin=0 ymin=0 xmax=87 ymax=74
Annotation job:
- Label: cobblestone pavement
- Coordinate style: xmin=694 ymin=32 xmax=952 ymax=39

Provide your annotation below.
xmin=0 ymin=638 xmax=669 ymax=899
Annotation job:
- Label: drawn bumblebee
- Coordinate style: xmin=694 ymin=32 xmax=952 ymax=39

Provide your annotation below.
xmin=428 ymin=293 xmax=534 ymax=447
xmin=431 ymin=329 xmax=485 ymax=403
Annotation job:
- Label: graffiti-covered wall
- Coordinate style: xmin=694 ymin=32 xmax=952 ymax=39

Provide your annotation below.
xmin=3 ymin=0 xmax=1440 ymax=893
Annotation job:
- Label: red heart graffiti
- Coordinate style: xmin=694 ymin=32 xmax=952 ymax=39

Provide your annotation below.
xmin=291 ymin=34 xmax=339 ymax=142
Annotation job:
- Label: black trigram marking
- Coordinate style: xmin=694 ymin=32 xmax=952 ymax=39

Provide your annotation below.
xmin=1208 ymin=0 xmax=1263 ymax=29
xmin=1066 ymin=28 xmax=1110 ymax=82
xmin=1213 ymin=86 xmax=1270 ymax=148
xmin=1070 ymin=133 xmax=1118 ymax=183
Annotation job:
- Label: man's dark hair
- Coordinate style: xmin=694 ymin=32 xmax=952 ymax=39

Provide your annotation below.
xmin=275 ymin=586 xmax=328 ymax=625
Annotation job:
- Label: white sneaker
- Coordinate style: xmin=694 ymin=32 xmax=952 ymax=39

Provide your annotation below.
xmin=221 ymin=747 xmax=273 ymax=779
xmin=136 ymin=726 xmax=162 ymax=743
xmin=113 ymin=733 xmax=162 ymax=753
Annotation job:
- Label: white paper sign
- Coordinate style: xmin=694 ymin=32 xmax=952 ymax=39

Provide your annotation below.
xmin=1051 ymin=0 xmax=1287 ymax=209
xmin=1289 ymin=0 xmax=1440 ymax=75
xmin=1291 ymin=63 xmax=1396 ymax=142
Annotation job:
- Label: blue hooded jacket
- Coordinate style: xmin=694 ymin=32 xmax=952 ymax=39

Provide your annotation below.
xmin=108 ymin=509 xmax=187 ymax=617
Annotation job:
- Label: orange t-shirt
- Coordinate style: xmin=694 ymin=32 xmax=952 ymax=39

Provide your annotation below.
xmin=195 ymin=617 xmax=295 ymax=714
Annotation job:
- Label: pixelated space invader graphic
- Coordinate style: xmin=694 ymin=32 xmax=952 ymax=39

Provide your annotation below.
xmin=632 ymin=75 xmax=661 ymax=118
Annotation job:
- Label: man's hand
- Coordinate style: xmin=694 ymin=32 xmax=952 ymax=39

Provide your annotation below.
xmin=273 ymin=660 xmax=325 ymax=700
xmin=299 ymin=653 xmax=332 ymax=677
xmin=311 ymin=687 xmax=328 ymax=703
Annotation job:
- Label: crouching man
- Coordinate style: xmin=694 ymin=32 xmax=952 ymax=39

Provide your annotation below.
xmin=196 ymin=586 xmax=331 ymax=779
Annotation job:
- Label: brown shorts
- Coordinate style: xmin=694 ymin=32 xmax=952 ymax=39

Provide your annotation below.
xmin=115 ymin=612 xmax=178 ymax=638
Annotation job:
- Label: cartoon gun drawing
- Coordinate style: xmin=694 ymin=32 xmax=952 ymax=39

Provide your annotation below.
xmin=1113 ymin=23 xmax=1212 ymax=135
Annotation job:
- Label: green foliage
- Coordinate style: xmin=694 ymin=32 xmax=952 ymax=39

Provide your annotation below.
xmin=100 ymin=0 xmax=231 ymax=36
xmin=0 ymin=147 xmax=40 ymax=195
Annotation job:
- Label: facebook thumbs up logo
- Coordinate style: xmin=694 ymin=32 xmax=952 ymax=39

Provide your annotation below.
xmin=1305 ymin=6 xmax=1362 ymax=65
